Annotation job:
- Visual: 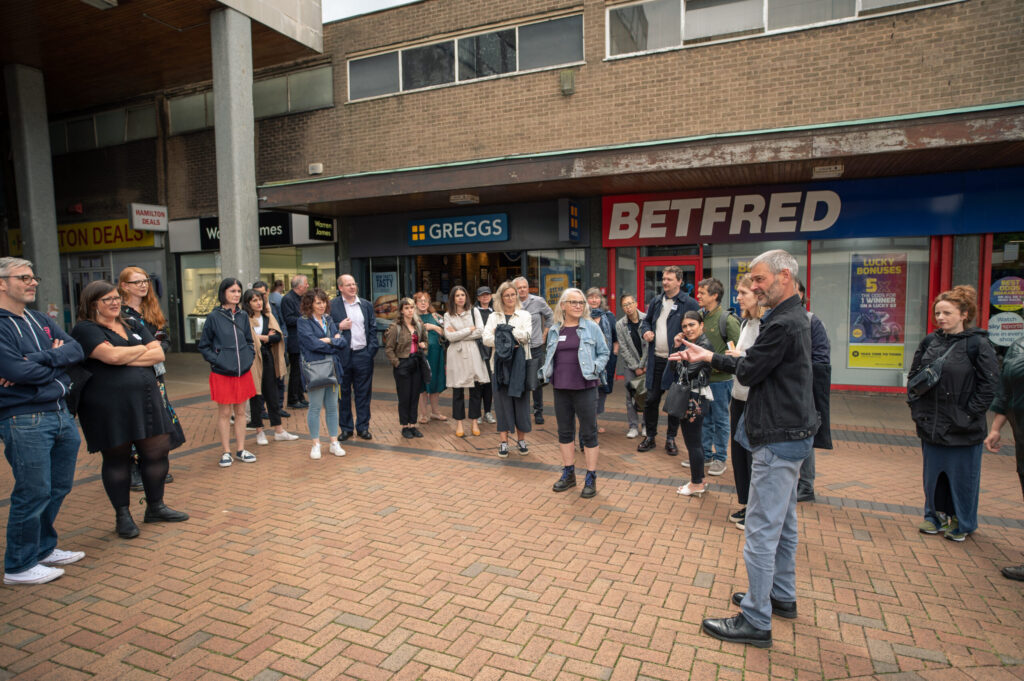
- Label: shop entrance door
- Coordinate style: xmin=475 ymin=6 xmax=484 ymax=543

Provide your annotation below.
xmin=637 ymin=256 xmax=702 ymax=311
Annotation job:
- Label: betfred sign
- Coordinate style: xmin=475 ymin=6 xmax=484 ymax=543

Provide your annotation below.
xmin=603 ymin=190 xmax=840 ymax=247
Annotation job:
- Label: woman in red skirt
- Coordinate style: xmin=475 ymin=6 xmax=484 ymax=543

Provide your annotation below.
xmin=198 ymin=278 xmax=258 ymax=467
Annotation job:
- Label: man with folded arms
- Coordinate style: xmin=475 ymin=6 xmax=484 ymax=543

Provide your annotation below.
xmin=674 ymin=249 xmax=817 ymax=648
xmin=0 ymin=257 xmax=86 ymax=585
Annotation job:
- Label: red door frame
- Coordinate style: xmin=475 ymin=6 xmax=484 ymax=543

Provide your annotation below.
xmin=636 ymin=254 xmax=703 ymax=312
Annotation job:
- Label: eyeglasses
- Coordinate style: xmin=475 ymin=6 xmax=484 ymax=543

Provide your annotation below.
xmin=99 ymin=295 xmax=122 ymax=305
xmin=3 ymin=275 xmax=41 ymax=284
xmin=126 ymin=278 xmax=150 ymax=286
xmin=565 ymin=300 xmax=586 ymax=306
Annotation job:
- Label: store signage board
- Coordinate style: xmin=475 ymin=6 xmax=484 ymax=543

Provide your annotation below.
xmin=8 ymin=220 xmax=155 ymax=255
xmin=408 ymin=213 xmax=509 ymax=247
xmin=601 ymin=166 xmax=1024 ymax=247
xmin=309 ymin=216 xmax=335 ymax=241
xmin=199 ymin=212 xmax=292 ymax=250
xmin=130 ymin=203 xmax=168 ymax=232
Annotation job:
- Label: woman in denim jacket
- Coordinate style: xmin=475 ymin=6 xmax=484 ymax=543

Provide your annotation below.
xmin=542 ymin=288 xmax=610 ymax=499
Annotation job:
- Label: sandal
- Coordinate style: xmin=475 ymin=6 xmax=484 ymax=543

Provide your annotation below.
xmin=418 ymin=416 xmax=429 ymax=424
xmin=455 ymin=424 xmax=465 ymax=437
xmin=430 ymin=413 xmax=448 ymax=421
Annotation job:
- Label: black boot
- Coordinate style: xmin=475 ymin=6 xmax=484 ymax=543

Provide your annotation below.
xmin=129 ymin=462 xmax=144 ymax=491
xmin=143 ymin=502 xmax=190 ymax=523
xmin=115 ymin=506 xmax=140 ymax=538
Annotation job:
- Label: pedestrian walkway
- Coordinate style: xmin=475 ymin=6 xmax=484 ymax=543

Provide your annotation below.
xmin=1 ymin=353 xmax=1021 ymax=680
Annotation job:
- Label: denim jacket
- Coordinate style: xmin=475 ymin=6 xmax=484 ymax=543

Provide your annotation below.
xmin=541 ymin=318 xmax=610 ymax=384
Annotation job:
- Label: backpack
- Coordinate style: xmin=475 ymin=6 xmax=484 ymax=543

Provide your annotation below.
xmin=705 ymin=306 xmax=740 ymax=342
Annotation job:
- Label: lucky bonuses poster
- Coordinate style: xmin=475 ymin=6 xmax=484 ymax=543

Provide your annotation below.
xmin=848 ymin=252 xmax=907 ymax=369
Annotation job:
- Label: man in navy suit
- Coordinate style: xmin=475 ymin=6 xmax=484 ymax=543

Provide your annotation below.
xmin=329 ymin=274 xmax=378 ymax=440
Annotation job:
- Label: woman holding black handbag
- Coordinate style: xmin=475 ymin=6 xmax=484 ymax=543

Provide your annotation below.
xmin=908 ymin=285 xmax=998 ymax=541
xmin=297 ymin=288 xmax=346 ymax=460
xmin=385 ymin=298 xmax=428 ymax=439
xmin=667 ymin=310 xmax=713 ymax=497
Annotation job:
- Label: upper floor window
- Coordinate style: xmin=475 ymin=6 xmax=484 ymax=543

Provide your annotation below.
xmin=608 ymin=0 xmax=956 ymax=56
xmin=348 ymin=14 xmax=584 ymax=101
xmin=50 ymin=103 xmax=157 ymax=155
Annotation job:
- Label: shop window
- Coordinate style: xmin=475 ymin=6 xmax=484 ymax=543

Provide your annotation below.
xmin=702 ymin=240 xmax=807 ymax=311
xmin=349 ymin=52 xmax=400 ymax=100
xmin=987 ymin=233 xmax=1024 ymax=355
xmin=180 ymin=252 xmax=221 ymax=346
xmin=610 ymin=0 xmax=680 ymax=55
xmin=458 ymin=29 xmax=517 ymax=80
xmin=527 ymin=249 xmax=585 ymax=307
xmin=402 ymin=42 xmax=456 ymax=90
xmin=518 ymin=15 xmax=584 ymax=70
xmin=767 ymin=0 xmax=855 ymax=30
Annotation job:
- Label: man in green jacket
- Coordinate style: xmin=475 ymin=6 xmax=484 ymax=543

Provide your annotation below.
xmin=698 ymin=278 xmax=741 ymax=476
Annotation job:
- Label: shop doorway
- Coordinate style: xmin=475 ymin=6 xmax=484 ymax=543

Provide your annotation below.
xmin=637 ymin=256 xmax=702 ymax=311
xmin=64 ymin=254 xmax=112 ymax=325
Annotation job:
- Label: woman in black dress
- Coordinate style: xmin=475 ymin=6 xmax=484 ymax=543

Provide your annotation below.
xmin=71 ymin=281 xmax=188 ymax=539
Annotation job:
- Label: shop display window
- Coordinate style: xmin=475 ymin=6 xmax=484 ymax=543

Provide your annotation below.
xmin=988 ymin=232 xmax=1024 ymax=355
xmin=526 ymin=249 xmax=585 ymax=306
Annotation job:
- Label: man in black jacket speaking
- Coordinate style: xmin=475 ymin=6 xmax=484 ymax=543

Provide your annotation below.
xmin=674 ymin=249 xmax=818 ymax=649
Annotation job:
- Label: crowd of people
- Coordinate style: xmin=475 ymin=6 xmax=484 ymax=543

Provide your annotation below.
xmin=1 ymin=253 xmax=1020 ymax=643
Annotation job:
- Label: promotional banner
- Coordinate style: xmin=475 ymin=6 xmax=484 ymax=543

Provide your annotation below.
xmin=848 ymin=252 xmax=907 ymax=369
xmin=988 ymin=312 xmax=1024 ymax=347
xmin=728 ymin=258 xmax=752 ymax=311
xmin=990 ymin=276 xmax=1024 ymax=311
xmin=541 ymin=266 xmax=572 ymax=306
xmin=371 ymin=271 xmax=400 ymax=325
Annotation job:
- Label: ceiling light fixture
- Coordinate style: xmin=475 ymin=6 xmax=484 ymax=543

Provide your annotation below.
xmin=81 ymin=0 xmax=118 ymax=9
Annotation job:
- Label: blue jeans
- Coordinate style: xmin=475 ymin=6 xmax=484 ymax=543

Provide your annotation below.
xmin=740 ymin=443 xmax=805 ymax=630
xmin=702 ymin=380 xmax=732 ymax=462
xmin=307 ymin=386 xmax=340 ymax=441
xmin=1 ymin=409 xmax=81 ymax=574
xmin=339 ymin=349 xmax=375 ymax=434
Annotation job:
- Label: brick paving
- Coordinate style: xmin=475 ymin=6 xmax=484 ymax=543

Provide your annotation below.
xmin=1 ymin=355 xmax=1022 ymax=680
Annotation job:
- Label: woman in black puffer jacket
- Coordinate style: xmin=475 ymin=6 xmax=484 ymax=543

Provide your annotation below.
xmin=667 ymin=310 xmax=714 ymax=497
xmin=908 ymin=285 xmax=998 ymax=542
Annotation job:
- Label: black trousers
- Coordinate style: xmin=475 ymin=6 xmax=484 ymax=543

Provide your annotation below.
xmin=393 ymin=357 xmax=423 ymax=425
xmin=644 ymin=357 xmax=680 ymax=438
xmin=452 ymin=385 xmax=484 ymax=421
xmin=681 ymin=414 xmax=704 ymax=484
xmin=730 ymin=397 xmax=753 ymax=504
xmin=554 ymin=387 xmax=599 ymax=448
xmin=530 ymin=344 xmax=546 ymax=415
xmin=474 ymin=381 xmax=493 ymax=414
xmin=249 ymin=351 xmax=283 ymax=428
xmin=287 ymin=351 xmax=305 ymax=405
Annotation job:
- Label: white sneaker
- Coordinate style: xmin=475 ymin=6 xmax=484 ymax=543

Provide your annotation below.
xmin=219 ymin=452 xmax=232 ymax=467
xmin=329 ymin=441 xmax=346 ymax=457
xmin=4 ymin=564 xmax=64 ymax=585
xmin=626 ymin=427 xmax=639 ymax=439
xmin=310 ymin=442 xmax=322 ymax=460
xmin=274 ymin=430 xmax=299 ymax=441
xmin=256 ymin=431 xmax=269 ymax=446
xmin=41 ymin=548 xmax=85 ymax=565
xmin=236 ymin=450 xmax=257 ymax=463
xmin=485 ymin=412 xmax=497 ymax=424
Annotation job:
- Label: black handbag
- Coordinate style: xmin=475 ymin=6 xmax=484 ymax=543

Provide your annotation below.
xmin=663 ymin=381 xmax=690 ymax=419
xmin=419 ymin=351 xmax=432 ymax=384
xmin=301 ymin=356 xmax=338 ymax=389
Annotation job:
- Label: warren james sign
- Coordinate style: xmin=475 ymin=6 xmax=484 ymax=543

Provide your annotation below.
xmin=199 ymin=212 xmax=292 ymax=250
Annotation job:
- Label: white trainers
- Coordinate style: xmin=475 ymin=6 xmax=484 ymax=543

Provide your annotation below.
xmin=236 ymin=450 xmax=257 ymax=463
xmin=485 ymin=412 xmax=497 ymax=424
xmin=329 ymin=441 xmax=346 ymax=457
xmin=41 ymin=548 xmax=85 ymax=565
xmin=219 ymin=452 xmax=232 ymax=467
xmin=274 ymin=430 xmax=299 ymax=441
xmin=310 ymin=442 xmax=322 ymax=460
xmin=256 ymin=431 xmax=269 ymax=446
xmin=626 ymin=427 xmax=639 ymax=439
xmin=4 ymin=564 xmax=64 ymax=585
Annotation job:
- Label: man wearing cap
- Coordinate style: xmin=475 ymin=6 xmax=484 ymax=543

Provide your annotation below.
xmin=475 ymin=286 xmax=496 ymax=424
xmin=330 ymin=274 xmax=378 ymax=440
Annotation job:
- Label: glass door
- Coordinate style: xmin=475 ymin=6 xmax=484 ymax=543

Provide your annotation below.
xmin=636 ymin=256 xmax=702 ymax=312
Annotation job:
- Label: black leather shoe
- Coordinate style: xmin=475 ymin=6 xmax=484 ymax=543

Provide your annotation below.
xmin=411 ymin=428 xmax=424 ymax=438
xmin=665 ymin=437 xmax=678 ymax=455
xmin=165 ymin=472 xmax=174 ymax=484
xmin=115 ymin=507 xmax=140 ymax=539
xmin=340 ymin=431 xmax=352 ymax=441
xmin=278 ymin=409 xmax=291 ymax=418
xmin=797 ymin=489 xmax=815 ymax=502
xmin=637 ymin=436 xmax=656 ymax=452
xmin=731 ymin=592 xmax=797 ymax=619
xmin=534 ymin=413 xmax=545 ymax=425
xmin=1002 ymin=564 xmax=1024 ymax=581
xmin=357 ymin=430 xmax=373 ymax=440
xmin=552 ymin=472 xmax=576 ymax=492
xmin=144 ymin=502 xmax=190 ymax=523
xmin=401 ymin=427 xmax=415 ymax=439
xmin=702 ymin=613 xmax=771 ymax=648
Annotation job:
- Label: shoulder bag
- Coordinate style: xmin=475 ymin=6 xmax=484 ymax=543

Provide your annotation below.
xmin=301 ymin=356 xmax=338 ymax=389
xmin=906 ymin=338 xmax=961 ymax=402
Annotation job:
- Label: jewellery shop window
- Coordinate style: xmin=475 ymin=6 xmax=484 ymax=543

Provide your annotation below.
xmin=526 ymin=248 xmax=585 ymax=307
xmin=180 ymin=252 xmax=221 ymax=345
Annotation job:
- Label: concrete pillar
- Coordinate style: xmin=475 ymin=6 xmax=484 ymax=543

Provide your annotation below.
xmin=4 ymin=64 xmax=64 ymax=322
xmin=211 ymin=8 xmax=259 ymax=287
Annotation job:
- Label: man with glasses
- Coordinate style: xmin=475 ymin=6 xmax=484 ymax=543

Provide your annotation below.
xmin=0 ymin=257 xmax=86 ymax=585
xmin=282 ymin=275 xmax=310 ymax=409
xmin=329 ymin=274 xmax=378 ymax=440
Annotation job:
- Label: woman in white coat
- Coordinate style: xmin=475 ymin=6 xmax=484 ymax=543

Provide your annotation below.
xmin=444 ymin=286 xmax=491 ymax=437
xmin=482 ymin=281 xmax=533 ymax=457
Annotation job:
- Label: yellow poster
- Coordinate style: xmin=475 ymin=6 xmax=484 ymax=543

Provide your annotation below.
xmin=544 ymin=273 xmax=570 ymax=306
xmin=9 ymin=219 xmax=155 ymax=256
xmin=848 ymin=344 xmax=904 ymax=370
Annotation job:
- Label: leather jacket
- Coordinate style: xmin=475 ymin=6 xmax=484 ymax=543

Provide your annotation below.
xmin=711 ymin=294 xmax=818 ymax=448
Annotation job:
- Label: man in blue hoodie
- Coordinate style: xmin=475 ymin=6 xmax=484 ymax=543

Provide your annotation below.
xmin=0 ymin=257 xmax=85 ymax=585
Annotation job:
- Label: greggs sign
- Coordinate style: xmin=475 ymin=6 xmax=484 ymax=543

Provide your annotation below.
xmin=602 ymin=167 xmax=1024 ymax=248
